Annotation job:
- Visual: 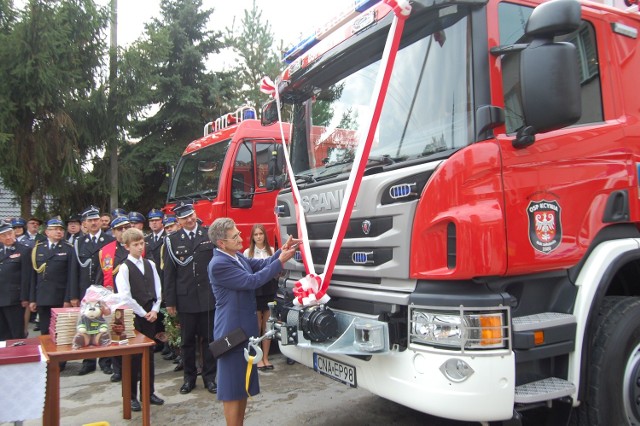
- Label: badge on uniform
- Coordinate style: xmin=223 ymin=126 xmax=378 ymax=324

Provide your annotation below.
xmin=9 ymin=253 xmax=20 ymax=258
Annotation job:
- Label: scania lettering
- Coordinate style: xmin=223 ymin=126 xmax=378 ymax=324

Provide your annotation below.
xmin=262 ymin=0 xmax=640 ymax=424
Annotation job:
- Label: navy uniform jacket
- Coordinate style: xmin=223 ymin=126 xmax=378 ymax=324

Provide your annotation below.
xmin=0 ymin=242 xmax=32 ymax=306
xmin=30 ymin=240 xmax=78 ymax=306
xmin=145 ymin=230 xmax=165 ymax=282
xmin=72 ymin=232 xmax=115 ymax=300
xmin=208 ymin=249 xmax=283 ymax=341
xmin=163 ymin=226 xmax=215 ymax=313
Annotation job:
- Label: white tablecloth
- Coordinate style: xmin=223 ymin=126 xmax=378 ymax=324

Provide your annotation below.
xmin=0 ymin=348 xmax=47 ymax=423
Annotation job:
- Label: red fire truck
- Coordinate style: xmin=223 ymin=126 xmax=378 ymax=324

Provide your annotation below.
xmin=262 ymin=0 xmax=640 ymax=423
xmin=164 ymin=106 xmax=288 ymax=247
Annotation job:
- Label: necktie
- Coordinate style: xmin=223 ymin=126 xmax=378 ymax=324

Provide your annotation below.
xmin=189 ymin=231 xmax=195 ymax=240
xmin=155 ymin=235 xmax=159 ymax=243
xmin=92 ymin=236 xmax=97 ymax=244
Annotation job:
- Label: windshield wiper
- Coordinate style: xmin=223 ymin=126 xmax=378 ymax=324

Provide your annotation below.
xmin=294 ymin=174 xmax=315 ymax=183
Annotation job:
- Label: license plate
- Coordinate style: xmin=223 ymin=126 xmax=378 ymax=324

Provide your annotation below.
xmin=313 ymin=353 xmax=357 ymax=388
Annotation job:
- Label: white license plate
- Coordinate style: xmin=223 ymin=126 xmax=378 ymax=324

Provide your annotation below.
xmin=313 ymin=353 xmax=357 ymax=387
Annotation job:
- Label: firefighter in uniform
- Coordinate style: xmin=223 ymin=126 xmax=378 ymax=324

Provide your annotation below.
xmin=95 ymin=215 xmax=132 ymax=382
xmin=129 ymin=211 xmax=146 ymax=232
xmin=0 ymin=220 xmax=32 ymax=340
xmin=144 ymin=208 xmax=166 ymax=353
xmin=29 ymin=217 xmax=78 ymax=338
xmin=73 ymin=205 xmax=116 ymax=376
xmin=164 ymin=202 xmax=217 ymax=394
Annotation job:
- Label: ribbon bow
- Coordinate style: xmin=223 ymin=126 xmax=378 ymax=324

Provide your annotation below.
xmin=260 ymin=76 xmax=276 ymax=97
xmin=292 ymin=273 xmax=330 ymax=306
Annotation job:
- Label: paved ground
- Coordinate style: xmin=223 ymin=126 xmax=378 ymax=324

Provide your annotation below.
xmin=6 ymin=329 xmax=479 ymax=426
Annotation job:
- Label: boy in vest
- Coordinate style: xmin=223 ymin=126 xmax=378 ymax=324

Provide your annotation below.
xmin=114 ymin=228 xmax=164 ymax=411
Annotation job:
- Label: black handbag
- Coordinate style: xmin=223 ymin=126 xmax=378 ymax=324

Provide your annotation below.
xmin=209 ymin=327 xmax=248 ymax=358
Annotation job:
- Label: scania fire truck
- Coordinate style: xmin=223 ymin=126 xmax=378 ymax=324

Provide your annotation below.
xmin=262 ymin=0 xmax=640 ymax=423
xmin=164 ymin=106 xmax=288 ymax=246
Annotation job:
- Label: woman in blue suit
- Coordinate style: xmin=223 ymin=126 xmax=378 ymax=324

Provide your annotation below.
xmin=207 ymin=218 xmax=299 ymax=426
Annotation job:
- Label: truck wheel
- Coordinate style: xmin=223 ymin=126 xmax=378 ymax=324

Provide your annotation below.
xmin=572 ymin=296 xmax=640 ymax=425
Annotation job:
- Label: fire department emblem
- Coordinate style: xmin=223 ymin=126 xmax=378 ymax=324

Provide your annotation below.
xmin=527 ymin=200 xmax=562 ymax=254
xmin=103 ymin=255 xmax=113 ymax=270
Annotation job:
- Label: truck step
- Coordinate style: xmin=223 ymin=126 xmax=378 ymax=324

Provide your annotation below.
xmin=514 ymin=377 xmax=575 ymax=404
xmin=512 ymin=312 xmax=575 ymax=332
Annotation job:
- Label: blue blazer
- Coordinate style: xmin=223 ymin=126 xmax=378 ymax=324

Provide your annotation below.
xmin=208 ymin=249 xmax=282 ymax=341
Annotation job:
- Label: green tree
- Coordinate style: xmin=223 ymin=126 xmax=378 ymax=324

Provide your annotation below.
xmin=0 ymin=0 xmax=108 ymax=217
xmin=225 ymin=0 xmax=283 ymax=113
xmin=114 ymin=0 xmax=234 ymax=210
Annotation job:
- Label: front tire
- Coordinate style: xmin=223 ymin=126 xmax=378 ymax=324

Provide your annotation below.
xmin=573 ymin=296 xmax=640 ymax=425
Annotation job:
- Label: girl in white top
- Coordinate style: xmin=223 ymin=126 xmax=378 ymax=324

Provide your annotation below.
xmin=243 ymin=223 xmax=277 ymax=370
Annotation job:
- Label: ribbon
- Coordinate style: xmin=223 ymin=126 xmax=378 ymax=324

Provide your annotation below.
xmin=260 ymin=76 xmax=276 ymax=97
xmin=245 ymin=354 xmax=254 ymax=396
xmin=269 ymin=0 xmax=411 ymax=306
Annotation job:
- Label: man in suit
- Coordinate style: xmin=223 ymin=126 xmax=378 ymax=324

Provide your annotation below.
xmin=0 ymin=220 xmax=32 ymax=340
xmin=72 ymin=205 xmax=116 ymax=376
xmin=96 ymin=215 xmax=132 ymax=382
xmin=29 ymin=217 xmax=78 ymax=338
xmin=164 ymin=201 xmax=217 ymax=394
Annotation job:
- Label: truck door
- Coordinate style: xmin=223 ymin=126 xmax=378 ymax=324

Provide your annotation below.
xmin=496 ymin=3 xmax=627 ymax=275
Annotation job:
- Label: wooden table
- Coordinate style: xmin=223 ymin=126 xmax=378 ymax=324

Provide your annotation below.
xmin=39 ymin=334 xmax=155 ymax=426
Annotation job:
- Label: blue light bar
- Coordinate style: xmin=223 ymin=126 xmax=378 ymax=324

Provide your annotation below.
xmin=282 ymin=0 xmax=382 ymax=64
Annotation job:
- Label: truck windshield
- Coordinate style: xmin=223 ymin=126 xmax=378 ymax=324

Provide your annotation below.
xmin=288 ymin=14 xmax=473 ymax=179
xmin=167 ymin=139 xmax=230 ymax=202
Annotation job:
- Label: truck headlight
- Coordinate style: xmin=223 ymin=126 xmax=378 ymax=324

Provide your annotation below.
xmin=410 ymin=309 xmax=507 ymax=350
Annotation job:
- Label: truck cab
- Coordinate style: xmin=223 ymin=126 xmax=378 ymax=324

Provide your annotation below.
xmin=165 ymin=106 xmax=289 ymax=248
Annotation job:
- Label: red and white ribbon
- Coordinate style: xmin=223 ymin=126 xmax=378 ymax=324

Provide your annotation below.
xmin=260 ymin=76 xmax=276 ymax=97
xmin=266 ymin=0 xmax=411 ymax=306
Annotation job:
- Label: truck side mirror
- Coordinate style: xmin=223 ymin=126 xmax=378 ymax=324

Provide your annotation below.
xmin=261 ymin=100 xmax=279 ymax=126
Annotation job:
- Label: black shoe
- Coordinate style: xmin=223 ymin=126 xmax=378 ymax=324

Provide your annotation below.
xmin=78 ymin=365 xmax=96 ymax=376
xmin=130 ymin=398 xmax=141 ymax=412
xmin=205 ymin=381 xmax=217 ymax=394
xmin=174 ymin=361 xmax=183 ymax=372
xmin=286 ymin=358 xmax=295 ymax=365
xmin=101 ymin=366 xmax=113 ymax=375
xmin=172 ymin=355 xmax=182 ymax=364
xmin=110 ymin=373 xmax=122 ymax=382
xmin=162 ymin=352 xmax=177 ymax=360
xmin=149 ymin=394 xmax=165 ymax=405
xmin=161 ymin=345 xmax=171 ymax=356
xmin=179 ymin=382 xmax=195 ymax=394
xmin=33 ymin=322 xmax=40 ymax=331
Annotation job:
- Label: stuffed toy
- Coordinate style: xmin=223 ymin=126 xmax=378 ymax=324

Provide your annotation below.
xmin=72 ymin=298 xmax=112 ymax=349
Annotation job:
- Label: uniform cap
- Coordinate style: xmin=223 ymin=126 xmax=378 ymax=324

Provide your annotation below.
xmin=46 ymin=216 xmax=65 ymax=229
xmin=11 ymin=217 xmax=26 ymax=228
xmin=81 ymin=205 xmax=101 ymax=221
xmin=163 ymin=216 xmax=177 ymax=227
xmin=111 ymin=208 xmax=127 ymax=218
xmin=67 ymin=214 xmax=82 ymax=224
xmin=148 ymin=208 xmax=164 ymax=220
xmin=28 ymin=217 xmax=43 ymax=224
xmin=111 ymin=215 xmax=131 ymax=229
xmin=171 ymin=201 xmax=195 ymax=219
xmin=128 ymin=211 xmax=145 ymax=223
xmin=0 ymin=220 xmax=12 ymax=234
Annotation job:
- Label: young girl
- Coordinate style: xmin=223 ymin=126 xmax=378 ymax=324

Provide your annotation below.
xmin=243 ymin=223 xmax=278 ymax=370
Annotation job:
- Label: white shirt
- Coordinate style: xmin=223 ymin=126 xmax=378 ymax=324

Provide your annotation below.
xmin=243 ymin=246 xmax=271 ymax=259
xmin=115 ymin=254 xmax=162 ymax=317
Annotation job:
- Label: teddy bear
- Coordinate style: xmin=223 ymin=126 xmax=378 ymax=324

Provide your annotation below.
xmin=72 ymin=298 xmax=112 ymax=349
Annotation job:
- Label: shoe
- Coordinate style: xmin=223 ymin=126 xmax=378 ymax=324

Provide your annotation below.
xmin=205 ymin=381 xmax=217 ymax=394
xmin=265 ymin=364 xmax=274 ymax=370
xmin=161 ymin=345 xmax=171 ymax=356
xmin=101 ymin=366 xmax=113 ymax=375
xmin=286 ymin=358 xmax=295 ymax=365
xmin=179 ymin=382 xmax=195 ymax=394
xmin=110 ymin=373 xmax=122 ymax=382
xmin=173 ymin=355 xmax=182 ymax=364
xmin=174 ymin=361 xmax=183 ymax=372
xmin=33 ymin=323 xmax=40 ymax=331
xmin=257 ymin=366 xmax=267 ymax=371
xmin=130 ymin=398 xmax=141 ymax=412
xmin=149 ymin=394 xmax=165 ymax=405
xmin=78 ymin=365 xmax=96 ymax=376
xmin=162 ymin=352 xmax=177 ymax=361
